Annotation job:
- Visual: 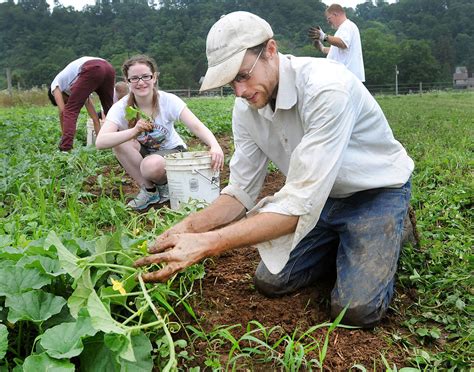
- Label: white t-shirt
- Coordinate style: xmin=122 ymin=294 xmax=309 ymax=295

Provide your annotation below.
xmin=50 ymin=57 xmax=103 ymax=95
xmin=222 ymin=54 xmax=413 ymax=273
xmin=327 ymin=19 xmax=365 ymax=82
xmin=106 ymin=91 xmax=187 ymax=151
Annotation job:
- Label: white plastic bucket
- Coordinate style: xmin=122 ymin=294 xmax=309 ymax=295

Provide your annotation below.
xmin=165 ymin=151 xmax=220 ymax=210
xmin=86 ymin=118 xmax=96 ymax=146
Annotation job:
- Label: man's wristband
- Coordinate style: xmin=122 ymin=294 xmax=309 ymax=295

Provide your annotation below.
xmin=324 ymin=34 xmax=329 ymax=42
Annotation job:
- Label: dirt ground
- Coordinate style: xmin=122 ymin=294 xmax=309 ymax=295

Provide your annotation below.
xmin=89 ymin=136 xmax=415 ymax=370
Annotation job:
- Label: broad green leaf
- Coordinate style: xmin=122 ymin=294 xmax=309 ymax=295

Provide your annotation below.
xmin=87 ymin=291 xmax=125 ymax=335
xmin=6 ymin=291 xmax=66 ymax=323
xmin=81 ymin=332 xmax=153 ymax=372
xmin=104 ymin=333 xmax=135 ymax=362
xmin=416 ymin=327 xmax=430 ymax=337
xmin=104 ymin=333 xmax=129 ymax=353
xmin=0 ymin=235 xmax=13 ymax=248
xmin=40 ymin=314 xmax=98 ymax=359
xmin=93 ymin=235 xmax=110 ymax=264
xmin=80 ymin=333 xmax=121 ymax=372
xmin=119 ymin=332 xmax=153 ymax=371
xmin=0 ymin=260 xmax=15 ymax=269
xmin=18 ymin=255 xmax=66 ymax=277
xmin=0 ymin=249 xmax=24 ymax=262
xmin=455 ymin=298 xmax=465 ymax=311
xmin=68 ymin=269 xmax=94 ymax=318
xmin=0 ymin=266 xmax=51 ymax=297
xmin=0 ymin=324 xmax=8 ymax=359
xmin=22 ymin=352 xmax=75 ymax=372
xmin=45 ymin=231 xmax=83 ymax=279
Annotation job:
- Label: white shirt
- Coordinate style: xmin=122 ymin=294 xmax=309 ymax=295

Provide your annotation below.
xmin=106 ymin=91 xmax=187 ymax=151
xmin=221 ymin=54 xmax=413 ymax=274
xmin=327 ymin=19 xmax=365 ymax=82
xmin=50 ymin=57 xmax=103 ymax=95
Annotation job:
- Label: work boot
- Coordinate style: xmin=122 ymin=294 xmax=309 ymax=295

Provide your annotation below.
xmin=127 ymin=187 xmax=161 ymax=211
xmin=157 ymin=183 xmax=169 ymax=203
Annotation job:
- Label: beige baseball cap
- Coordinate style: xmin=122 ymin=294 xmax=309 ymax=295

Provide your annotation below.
xmin=199 ymin=11 xmax=274 ymax=92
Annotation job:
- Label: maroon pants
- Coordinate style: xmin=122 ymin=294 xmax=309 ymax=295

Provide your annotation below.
xmin=59 ymin=59 xmax=115 ymax=151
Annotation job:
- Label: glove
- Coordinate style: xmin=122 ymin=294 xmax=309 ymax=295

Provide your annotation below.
xmin=308 ymin=26 xmax=326 ymax=42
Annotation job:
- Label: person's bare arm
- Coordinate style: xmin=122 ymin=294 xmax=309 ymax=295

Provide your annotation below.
xmin=134 ymin=208 xmax=298 ymax=282
xmin=84 ymin=97 xmax=101 ymax=134
xmin=95 ymin=118 xmax=152 ymax=149
xmin=52 ymin=87 xmax=66 ymax=130
xmin=326 ymin=35 xmax=347 ymax=49
xmin=179 ymin=107 xmax=224 ymax=171
xmin=149 ymin=194 xmax=246 ymax=247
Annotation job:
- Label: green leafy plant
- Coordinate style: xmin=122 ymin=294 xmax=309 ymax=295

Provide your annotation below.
xmin=0 ymin=92 xmax=472 ymax=370
xmin=125 ymin=105 xmax=152 ymax=123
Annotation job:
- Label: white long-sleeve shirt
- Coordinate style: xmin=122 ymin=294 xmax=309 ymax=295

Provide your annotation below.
xmin=221 ymin=54 xmax=414 ymax=274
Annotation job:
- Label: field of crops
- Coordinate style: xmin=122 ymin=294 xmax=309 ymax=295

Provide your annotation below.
xmin=0 ymin=92 xmax=472 ymax=370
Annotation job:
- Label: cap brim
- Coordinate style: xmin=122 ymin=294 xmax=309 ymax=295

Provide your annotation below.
xmin=199 ymin=49 xmax=246 ymax=92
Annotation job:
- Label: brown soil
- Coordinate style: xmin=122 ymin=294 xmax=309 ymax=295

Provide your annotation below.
xmin=87 ymin=135 xmax=417 ymax=370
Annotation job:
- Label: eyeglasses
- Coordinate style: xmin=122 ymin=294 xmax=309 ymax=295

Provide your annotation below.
xmin=127 ymin=74 xmax=153 ymax=84
xmin=231 ymin=47 xmax=264 ymax=85
xmin=326 ymin=14 xmax=335 ymax=22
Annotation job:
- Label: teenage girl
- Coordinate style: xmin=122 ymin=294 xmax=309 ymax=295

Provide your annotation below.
xmin=96 ymin=55 xmax=224 ymax=211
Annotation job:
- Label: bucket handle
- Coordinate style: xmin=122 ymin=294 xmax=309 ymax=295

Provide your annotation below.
xmin=192 ymin=168 xmax=219 ymax=186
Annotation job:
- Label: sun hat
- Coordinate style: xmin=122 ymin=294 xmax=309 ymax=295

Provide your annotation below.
xmin=199 ymin=11 xmax=274 ymax=92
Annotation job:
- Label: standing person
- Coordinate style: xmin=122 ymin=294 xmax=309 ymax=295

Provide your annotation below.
xmin=95 ymin=55 xmax=224 ymax=211
xmin=309 ymin=4 xmax=365 ymax=82
xmin=133 ymin=12 xmax=415 ymax=328
xmin=48 ymin=56 xmax=116 ymax=151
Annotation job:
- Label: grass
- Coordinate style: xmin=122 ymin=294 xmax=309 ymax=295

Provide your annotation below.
xmin=378 ymin=92 xmax=473 ymax=370
xmin=0 ymin=90 xmax=472 ymax=370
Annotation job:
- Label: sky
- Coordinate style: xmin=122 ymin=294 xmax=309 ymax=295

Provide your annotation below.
xmin=40 ymin=0 xmax=395 ymax=11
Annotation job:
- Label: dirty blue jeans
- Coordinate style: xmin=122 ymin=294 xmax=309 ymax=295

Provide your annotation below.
xmin=254 ymin=179 xmax=411 ymax=328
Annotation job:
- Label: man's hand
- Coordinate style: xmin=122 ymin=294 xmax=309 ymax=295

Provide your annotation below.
xmin=133 ymin=232 xmax=215 ymax=282
xmin=308 ymin=26 xmax=326 ymax=42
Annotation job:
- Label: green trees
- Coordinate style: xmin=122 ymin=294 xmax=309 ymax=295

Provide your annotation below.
xmin=0 ymin=0 xmax=471 ymax=90
xmin=361 ymin=23 xmax=398 ymax=86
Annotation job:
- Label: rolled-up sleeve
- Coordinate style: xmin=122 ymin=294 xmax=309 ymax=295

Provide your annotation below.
xmin=221 ymin=107 xmax=269 ymax=210
xmin=258 ymin=83 xmax=356 ymax=224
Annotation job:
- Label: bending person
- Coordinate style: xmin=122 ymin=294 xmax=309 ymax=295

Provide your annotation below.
xmin=95 ymin=55 xmax=224 ymax=211
xmin=48 ymin=56 xmax=115 ymax=151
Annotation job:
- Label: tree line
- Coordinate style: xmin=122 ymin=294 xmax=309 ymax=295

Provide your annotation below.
xmin=0 ymin=0 xmax=472 ymax=90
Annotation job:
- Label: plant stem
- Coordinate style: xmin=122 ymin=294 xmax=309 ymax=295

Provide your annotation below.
xmin=138 ymin=274 xmax=177 ymax=371
xmin=82 ymin=250 xmax=136 ymax=262
xmin=122 ymin=304 xmax=149 ymax=326
xmin=84 ymin=263 xmax=136 ymax=272
xmin=101 ymin=290 xmax=144 ymax=298
xmin=127 ymin=320 xmax=163 ymax=331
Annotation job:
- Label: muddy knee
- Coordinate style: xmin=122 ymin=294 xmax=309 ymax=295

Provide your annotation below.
xmin=253 ymin=261 xmax=290 ymax=298
xmin=331 ymin=301 xmax=386 ymax=328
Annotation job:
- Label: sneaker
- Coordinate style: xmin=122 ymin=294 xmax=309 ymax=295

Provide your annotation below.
xmin=127 ymin=187 xmax=161 ymax=211
xmin=157 ymin=183 xmax=169 ymax=203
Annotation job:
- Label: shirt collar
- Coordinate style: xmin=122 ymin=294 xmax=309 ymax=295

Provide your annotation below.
xmin=258 ymin=53 xmax=297 ymax=117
